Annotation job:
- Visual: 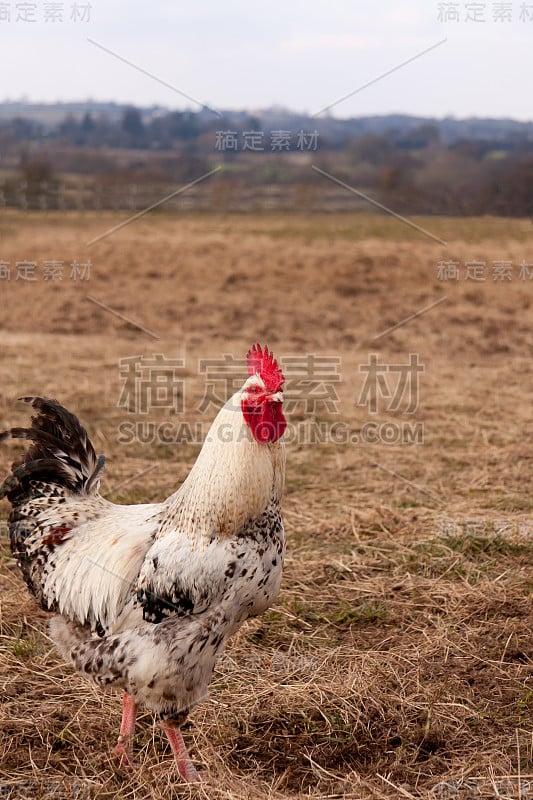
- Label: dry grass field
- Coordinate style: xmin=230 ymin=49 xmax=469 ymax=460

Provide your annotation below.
xmin=0 ymin=209 xmax=532 ymax=799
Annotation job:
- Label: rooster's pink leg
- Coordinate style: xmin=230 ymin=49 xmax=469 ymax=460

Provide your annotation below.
xmin=161 ymin=722 xmax=202 ymax=782
xmin=112 ymin=691 xmax=137 ymax=765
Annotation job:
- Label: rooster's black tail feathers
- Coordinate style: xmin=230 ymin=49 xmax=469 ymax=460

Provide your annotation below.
xmin=0 ymin=396 xmax=105 ymax=506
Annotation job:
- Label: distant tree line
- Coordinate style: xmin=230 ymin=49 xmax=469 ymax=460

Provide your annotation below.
xmin=0 ymin=106 xmax=531 ymax=215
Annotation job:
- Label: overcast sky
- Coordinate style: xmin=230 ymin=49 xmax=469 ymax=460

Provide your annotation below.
xmin=1 ymin=0 xmax=531 ymax=120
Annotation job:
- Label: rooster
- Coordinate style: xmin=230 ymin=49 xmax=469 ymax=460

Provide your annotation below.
xmin=0 ymin=343 xmax=287 ymax=782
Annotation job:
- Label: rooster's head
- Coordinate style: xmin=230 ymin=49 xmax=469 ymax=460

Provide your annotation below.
xmin=241 ymin=344 xmax=286 ymax=444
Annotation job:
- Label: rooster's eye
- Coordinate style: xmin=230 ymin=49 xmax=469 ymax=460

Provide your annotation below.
xmin=249 ymin=386 xmax=260 ymax=394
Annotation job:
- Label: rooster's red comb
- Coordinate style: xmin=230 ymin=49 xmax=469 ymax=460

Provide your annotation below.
xmin=246 ymin=343 xmax=285 ymax=392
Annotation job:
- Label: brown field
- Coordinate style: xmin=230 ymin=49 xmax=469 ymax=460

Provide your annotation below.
xmin=0 ymin=209 xmax=532 ymax=800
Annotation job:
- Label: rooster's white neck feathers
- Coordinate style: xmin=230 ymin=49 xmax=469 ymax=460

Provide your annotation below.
xmin=158 ymin=393 xmax=285 ymax=543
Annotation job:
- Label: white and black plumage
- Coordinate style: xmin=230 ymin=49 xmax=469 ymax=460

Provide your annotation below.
xmin=0 ymin=343 xmax=287 ymax=781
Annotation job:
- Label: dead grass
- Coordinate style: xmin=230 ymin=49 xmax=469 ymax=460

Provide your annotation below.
xmin=0 ymin=210 xmax=532 ymax=799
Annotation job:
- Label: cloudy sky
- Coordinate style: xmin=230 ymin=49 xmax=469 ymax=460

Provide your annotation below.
xmin=1 ymin=0 xmax=531 ymax=119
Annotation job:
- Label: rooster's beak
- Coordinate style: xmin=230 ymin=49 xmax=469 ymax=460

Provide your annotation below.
xmin=267 ymin=392 xmax=284 ymax=404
